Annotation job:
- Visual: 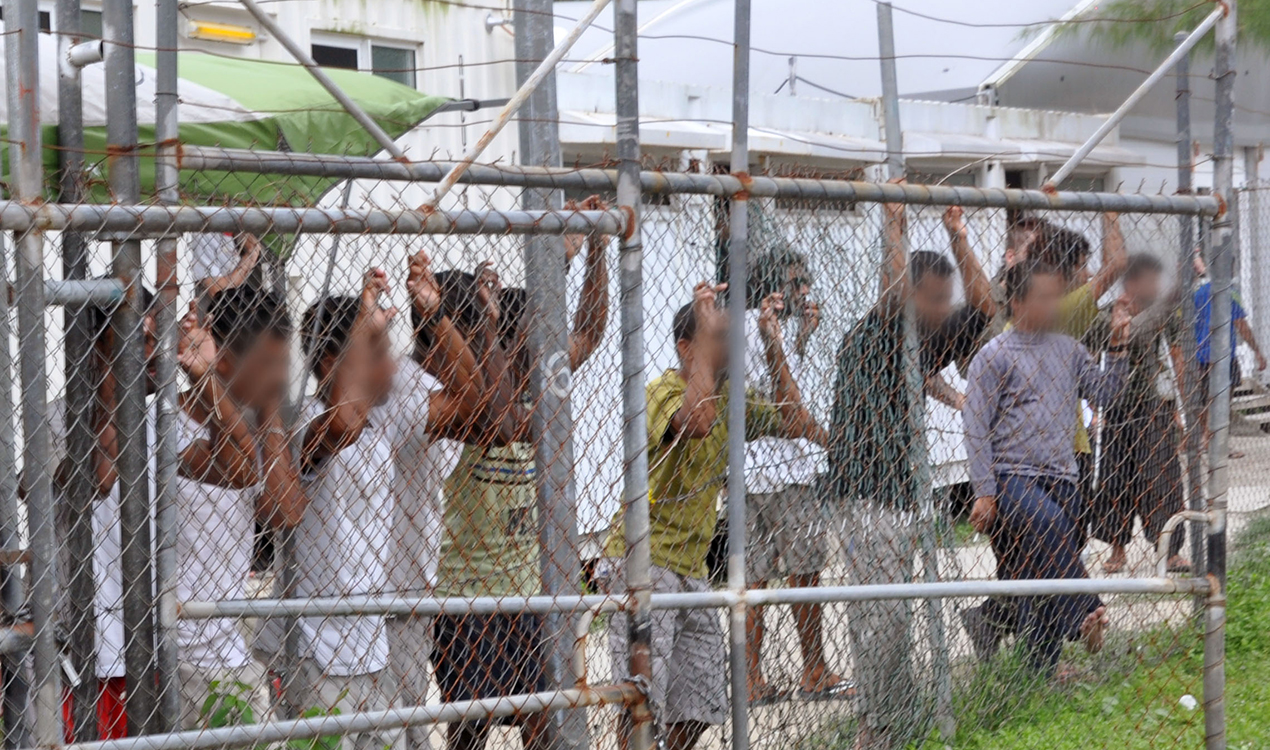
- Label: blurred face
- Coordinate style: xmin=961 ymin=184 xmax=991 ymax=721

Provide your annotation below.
xmin=1011 ymin=271 xmax=1065 ymax=332
xmin=217 ymin=333 xmax=291 ymax=409
xmin=675 ymin=311 xmax=730 ymax=380
xmin=780 ymin=264 xmax=813 ymax=318
xmin=1005 ymin=224 xmax=1041 ymax=268
xmin=1124 ymin=269 xmax=1163 ymax=311
xmin=911 ymin=273 xmax=955 ymax=332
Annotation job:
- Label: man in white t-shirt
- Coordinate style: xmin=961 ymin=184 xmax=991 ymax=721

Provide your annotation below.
xmin=742 ymin=249 xmax=846 ymax=703
xmin=293 ymin=253 xmax=483 ymax=750
xmin=44 ymin=294 xmax=157 ymax=740
xmin=173 ymin=286 xmax=298 ymax=730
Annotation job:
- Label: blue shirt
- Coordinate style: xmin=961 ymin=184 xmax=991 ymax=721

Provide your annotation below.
xmin=1194 ymin=281 xmax=1246 ymax=365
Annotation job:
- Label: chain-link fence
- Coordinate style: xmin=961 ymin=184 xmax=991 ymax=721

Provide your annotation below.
xmin=1 ymin=0 xmax=1255 ymax=749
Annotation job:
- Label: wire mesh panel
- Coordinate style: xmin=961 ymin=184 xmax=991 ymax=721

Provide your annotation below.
xmin=0 ymin=148 xmax=1235 ymax=750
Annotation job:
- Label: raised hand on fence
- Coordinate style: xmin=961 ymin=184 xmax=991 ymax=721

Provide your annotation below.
xmin=176 ymin=301 xmax=259 ymax=489
xmin=568 ymin=198 xmax=611 ymax=370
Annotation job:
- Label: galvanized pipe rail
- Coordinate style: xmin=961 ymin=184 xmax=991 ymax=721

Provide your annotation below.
xmin=62 ymin=684 xmax=644 ymax=750
xmin=0 ymin=205 xmax=627 ymax=237
xmin=178 ymin=147 xmax=1221 ymax=215
xmin=180 ymin=576 xmax=1212 ymax=620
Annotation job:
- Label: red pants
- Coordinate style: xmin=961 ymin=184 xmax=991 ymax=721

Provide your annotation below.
xmin=62 ymin=677 xmax=127 ymax=742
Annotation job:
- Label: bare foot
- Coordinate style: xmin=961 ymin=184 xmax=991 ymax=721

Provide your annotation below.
xmin=1166 ymin=554 xmax=1192 ymax=573
xmin=1102 ymin=546 xmax=1127 ymax=574
xmin=1080 ymin=605 xmax=1109 ymax=654
xmin=1054 ymin=663 xmax=1083 ymax=685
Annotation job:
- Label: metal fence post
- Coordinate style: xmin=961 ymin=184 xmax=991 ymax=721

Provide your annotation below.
xmin=725 ymin=1 xmax=753 ymax=749
xmin=0 ymin=247 xmax=34 ymax=750
xmin=513 ymin=1 xmax=587 ymax=747
xmin=54 ymin=0 xmax=103 ymax=740
xmin=879 ymin=1 xmax=950 ymax=739
xmin=104 ymin=0 xmax=160 ymax=732
xmin=1204 ymin=3 xmax=1236 ymax=749
xmin=1173 ymin=30 xmax=1207 ymax=596
xmin=613 ymin=2 xmax=654 ymax=749
xmin=153 ymin=0 xmax=182 ymax=731
xmin=5 ymin=0 xmax=61 ymax=743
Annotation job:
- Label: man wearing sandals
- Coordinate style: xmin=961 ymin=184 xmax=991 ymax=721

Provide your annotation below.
xmin=741 ymin=247 xmax=846 ymax=705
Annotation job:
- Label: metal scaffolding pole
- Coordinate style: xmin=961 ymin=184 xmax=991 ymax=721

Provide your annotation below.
xmin=1044 ymin=6 xmax=1223 ymax=190
xmin=153 ymin=0 xmax=182 ymax=731
xmin=1174 ymin=31 xmax=1206 ymax=591
xmin=612 ymin=1 xmax=655 ymax=749
xmin=104 ymin=0 xmax=160 ymax=732
xmin=236 ymin=0 xmax=406 ymax=160
xmin=513 ymin=0 xmax=586 ymax=747
xmin=54 ymin=0 xmax=101 ymax=739
xmin=1204 ymin=3 xmax=1235 ymax=749
xmin=725 ymin=2 xmax=752 ymax=749
xmin=4 ymin=0 xmax=60 ymax=742
xmin=424 ymin=0 xmax=611 ymax=211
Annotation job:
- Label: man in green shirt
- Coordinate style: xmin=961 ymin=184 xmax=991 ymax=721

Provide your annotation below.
xmin=606 ymin=281 xmax=824 ymax=750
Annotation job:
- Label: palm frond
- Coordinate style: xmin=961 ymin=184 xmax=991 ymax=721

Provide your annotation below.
xmin=1041 ymin=0 xmax=1270 ymax=53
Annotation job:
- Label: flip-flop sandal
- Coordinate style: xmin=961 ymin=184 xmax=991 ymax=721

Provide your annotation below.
xmin=748 ymin=686 xmax=787 ymax=707
xmin=1167 ymin=559 xmax=1193 ymax=573
xmin=798 ymin=679 xmax=857 ymax=702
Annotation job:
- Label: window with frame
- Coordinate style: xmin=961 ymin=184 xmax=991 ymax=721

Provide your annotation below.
xmin=371 ymin=45 xmax=416 ymax=88
xmin=310 ymin=38 xmax=418 ymax=89
xmin=310 ymin=42 xmax=359 ymax=71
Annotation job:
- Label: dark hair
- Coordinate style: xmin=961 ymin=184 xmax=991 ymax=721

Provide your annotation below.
xmin=910 ymin=251 xmax=955 ymax=286
xmin=88 ymin=285 xmax=156 ymax=344
xmin=1004 ymin=260 xmax=1061 ymax=308
xmin=1124 ymin=253 xmax=1165 ymax=282
xmin=746 ymin=246 xmax=808 ymax=308
xmin=1035 ymin=224 xmax=1091 ymax=277
xmin=301 ymin=296 xmax=360 ymax=376
xmin=672 ymin=301 xmax=698 ymax=344
xmin=499 ymin=286 xmax=527 ymax=346
xmin=208 ymin=287 xmax=291 ymax=354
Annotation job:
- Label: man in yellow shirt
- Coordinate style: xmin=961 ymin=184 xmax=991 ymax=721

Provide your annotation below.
xmin=606 ymin=281 xmax=825 ymax=750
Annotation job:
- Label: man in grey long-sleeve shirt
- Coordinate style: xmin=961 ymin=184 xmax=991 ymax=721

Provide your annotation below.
xmin=963 ymin=260 xmax=1129 ymax=675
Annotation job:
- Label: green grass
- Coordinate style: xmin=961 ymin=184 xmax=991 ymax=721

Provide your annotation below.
xmin=931 ymin=513 xmax=1270 ymax=749
xmin=798 ymin=512 xmax=1270 ymax=749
